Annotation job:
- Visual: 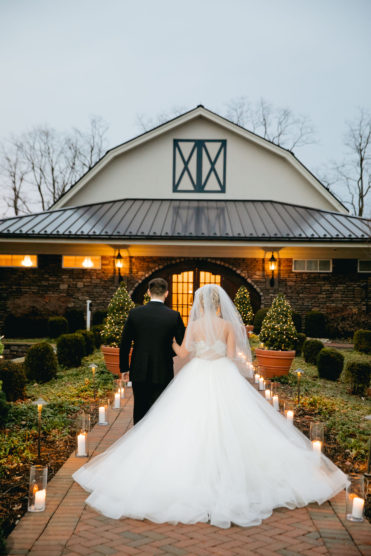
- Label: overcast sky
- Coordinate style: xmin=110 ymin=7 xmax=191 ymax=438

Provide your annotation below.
xmin=0 ymin=0 xmax=370 ymax=216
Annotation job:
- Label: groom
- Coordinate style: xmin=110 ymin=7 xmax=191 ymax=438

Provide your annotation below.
xmin=120 ymin=278 xmax=185 ymax=424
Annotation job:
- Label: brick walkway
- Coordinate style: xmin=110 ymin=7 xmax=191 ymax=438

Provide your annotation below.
xmin=6 ymin=389 xmax=371 ymax=556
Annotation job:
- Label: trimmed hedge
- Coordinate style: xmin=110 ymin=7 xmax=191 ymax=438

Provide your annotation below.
xmin=292 ymin=312 xmax=302 ymax=333
xmin=76 ymin=329 xmax=95 ymax=355
xmin=92 ymin=311 xmax=107 ymax=326
xmin=305 ymin=311 xmax=327 ymax=338
xmin=24 ymin=342 xmax=58 ymax=383
xmin=303 ymin=339 xmax=324 ymax=364
xmin=91 ymin=324 xmax=104 ymax=348
xmin=317 ymin=348 xmax=344 ymax=381
xmin=346 ymin=361 xmax=371 ymax=396
xmin=253 ymin=308 xmax=269 ymax=334
xmin=295 ymin=333 xmax=307 ymax=356
xmin=4 ymin=314 xmax=48 ymax=338
xmin=0 ymin=360 xmax=26 ymax=401
xmin=57 ymin=333 xmax=85 ymax=368
xmin=0 ymin=384 xmax=10 ymax=427
xmin=65 ymin=309 xmax=85 ymax=333
xmin=353 ymin=329 xmax=371 ymax=354
xmin=48 ymin=316 xmax=68 ymax=338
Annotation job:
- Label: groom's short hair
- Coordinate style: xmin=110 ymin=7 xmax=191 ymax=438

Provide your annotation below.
xmin=149 ymin=278 xmax=168 ymax=296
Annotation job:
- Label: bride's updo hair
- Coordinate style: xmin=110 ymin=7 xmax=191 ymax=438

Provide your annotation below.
xmin=199 ymin=285 xmax=221 ymax=312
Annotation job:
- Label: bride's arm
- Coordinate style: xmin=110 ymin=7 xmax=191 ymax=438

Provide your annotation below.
xmin=226 ymin=322 xmax=236 ymax=359
xmin=172 ymin=327 xmax=191 ymax=359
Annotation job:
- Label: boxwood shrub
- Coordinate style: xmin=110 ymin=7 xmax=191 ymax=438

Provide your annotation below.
xmin=4 ymin=314 xmax=48 ymax=338
xmin=92 ymin=310 xmax=107 ymax=326
xmin=57 ymin=333 xmax=85 ymax=368
xmin=0 ymin=382 xmax=10 ymax=427
xmin=65 ymin=309 xmax=85 ymax=333
xmin=305 ymin=311 xmax=327 ymax=338
xmin=48 ymin=316 xmax=68 ymax=339
xmin=292 ymin=312 xmax=302 ymax=333
xmin=76 ymin=329 xmax=95 ymax=355
xmin=253 ymin=308 xmax=269 ymax=334
xmin=303 ymin=339 xmax=324 ymax=364
xmin=346 ymin=360 xmax=371 ymax=396
xmin=353 ymin=329 xmax=371 ymax=354
xmin=294 ymin=333 xmax=307 ymax=356
xmin=0 ymin=360 xmax=26 ymax=401
xmin=317 ymin=348 xmax=344 ymax=381
xmin=24 ymin=342 xmax=58 ymax=383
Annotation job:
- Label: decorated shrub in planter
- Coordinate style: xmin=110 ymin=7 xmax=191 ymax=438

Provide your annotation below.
xmin=0 ymin=360 xmax=26 ymax=401
xmin=48 ymin=316 xmax=68 ymax=339
xmin=353 ymin=329 xmax=371 ymax=354
xmin=346 ymin=360 xmax=371 ymax=396
xmin=76 ymin=329 xmax=95 ymax=355
xmin=143 ymin=292 xmax=151 ymax=304
xmin=305 ymin=311 xmax=327 ymax=338
xmin=101 ymin=282 xmax=135 ymax=374
xmin=234 ymin=286 xmax=254 ymax=330
xmin=57 ymin=332 xmax=85 ymax=368
xmin=256 ymin=294 xmax=297 ymax=378
xmin=303 ymin=339 xmax=324 ymax=364
xmin=253 ymin=308 xmax=269 ymax=334
xmin=25 ymin=342 xmax=58 ymax=383
xmin=317 ymin=348 xmax=344 ymax=381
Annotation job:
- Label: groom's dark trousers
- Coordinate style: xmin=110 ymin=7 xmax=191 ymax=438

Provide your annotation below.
xmin=119 ymin=301 xmax=185 ymax=424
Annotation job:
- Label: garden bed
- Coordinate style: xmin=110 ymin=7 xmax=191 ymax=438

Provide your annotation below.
xmin=0 ymin=352 xmax=115 ymax=539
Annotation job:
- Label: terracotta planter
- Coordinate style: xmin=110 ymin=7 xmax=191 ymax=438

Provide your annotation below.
xmin=254 ymin=348 xmax=296 ymax=379
xmin=245 ymin=325 xmax=254 ymax=334
xmin=101 ymin=345 xmax=133 ymax=376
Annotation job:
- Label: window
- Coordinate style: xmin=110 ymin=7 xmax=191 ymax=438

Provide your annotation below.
xmin=62 ymin=256 xmax=101 ymax=269
xmin=292 ymin=259 xmax=332 ymax=272
xmin=358 ymin=260 xmax=371 ymax=273
xmin=173 ymin=139 xmax=226 ymax=192
xmin=0 ymin=254 xmax=37 ymax=267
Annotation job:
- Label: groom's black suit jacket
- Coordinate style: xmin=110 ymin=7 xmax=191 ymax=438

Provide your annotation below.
xmin=119 ymin=301 xmax=185 ymax=384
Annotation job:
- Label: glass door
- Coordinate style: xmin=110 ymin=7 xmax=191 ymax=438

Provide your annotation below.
xmin=171 ymin=269 xmax=221 ymax=324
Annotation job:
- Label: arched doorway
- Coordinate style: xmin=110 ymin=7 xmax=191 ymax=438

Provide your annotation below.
xmin=132 ymin=260 xmax=261 ymax=324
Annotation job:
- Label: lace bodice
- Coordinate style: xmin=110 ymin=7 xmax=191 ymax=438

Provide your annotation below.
xmin=194 ymin=340 xmax=227 ymax=360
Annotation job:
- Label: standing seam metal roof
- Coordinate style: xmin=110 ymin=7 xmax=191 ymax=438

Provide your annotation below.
xmin=0 ymin=199 xmax=369 ymax=242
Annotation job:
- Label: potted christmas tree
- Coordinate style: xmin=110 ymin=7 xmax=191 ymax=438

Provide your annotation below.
xmin=234 ymin=286 xmax=254 ymax=334
xmin=101 ymin=281 xmax=135 ymax=375
xmin=255 ymin=293 xmax=297 ymax=378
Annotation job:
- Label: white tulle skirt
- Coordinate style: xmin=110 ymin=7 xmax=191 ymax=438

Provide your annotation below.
xmin=73 ymin=357 xmax=348 ymax=528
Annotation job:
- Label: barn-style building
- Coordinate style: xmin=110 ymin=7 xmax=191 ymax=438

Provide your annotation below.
xmin=0 ymin=106 xmax=370 ymax=328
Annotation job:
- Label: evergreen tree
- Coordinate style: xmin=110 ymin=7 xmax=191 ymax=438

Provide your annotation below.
xmin=259 ymin=293 xmax=297 ymax=351
xmin=102 ymin=282 xmax=135 ymax=347
xmin=234 ymin=286 xmax=254 ymax=325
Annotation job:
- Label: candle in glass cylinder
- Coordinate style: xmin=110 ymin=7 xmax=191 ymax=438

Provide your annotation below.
xmin=352 ymin=497 xmax=365 ymax=519
xmin=114 ymin=392 xmax=120 ymax=409
xmin=265 ymin=389 xmax=271 ymax=400
xmin=34 ymin=489 xmax=46 ymax=511
xmin=273 ymin=395 xmax=279 ymax=410
xmin=312 ymin=440 xmax=322 ymax=454
xmin=98 ymin=406 xmax=106 ymax=424
xmin=77 ymin=433 xmax=87 ymax=456
xmin=254 ymin=373 xmax=260 ymax=384
xmin=259 ymin=377 xmax=265 ymax=391
xmin=119 ymin=386 xmax=125 ymax=399
xmin=286 ymin=410 xmax=294 ymax=424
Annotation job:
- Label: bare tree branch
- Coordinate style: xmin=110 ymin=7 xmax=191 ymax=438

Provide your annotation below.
xmin=136 ymin=105 xmax=188 ymax=132
xmin=0 ymin=139 xmax=30 ymax=215
xmin=225 ymin=96 xmax=316 ymax=151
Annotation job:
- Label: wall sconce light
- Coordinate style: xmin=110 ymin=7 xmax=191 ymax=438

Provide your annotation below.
xmin=115 ymin=251 xmax=123 ymax=282
xmin=21 ymin=255 xmax=34 ymax=267
xmin=82 ymin=257 xmax=94 ymax=268
xmin=269 ymin=252 xmax=277 ymax=287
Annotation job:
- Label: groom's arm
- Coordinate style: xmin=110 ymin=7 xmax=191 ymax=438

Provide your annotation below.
xmin=172 ymin=312 xmax=185 ymax=355
xmin=119 ymin=311 xmax=135 ymax=374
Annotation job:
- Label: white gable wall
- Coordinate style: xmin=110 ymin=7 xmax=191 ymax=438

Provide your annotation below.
xmin=60 ymin=115 xmax=339 ymax=212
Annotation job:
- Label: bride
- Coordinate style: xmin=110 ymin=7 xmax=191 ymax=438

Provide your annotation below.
xmin=73 ymin=285 xmax=348 ymax=528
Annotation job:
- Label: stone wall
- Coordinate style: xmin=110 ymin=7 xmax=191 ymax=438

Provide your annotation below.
xmin=0 ymin=254 xmax=369 ymax=331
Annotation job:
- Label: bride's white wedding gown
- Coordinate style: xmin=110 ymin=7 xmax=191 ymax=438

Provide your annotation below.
xmin=73 ymin=341 xmax=348 ymax=528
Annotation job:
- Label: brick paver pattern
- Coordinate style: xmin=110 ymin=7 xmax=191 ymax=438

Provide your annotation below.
xmin=6 ymin=388 xmax=371 ymax=556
